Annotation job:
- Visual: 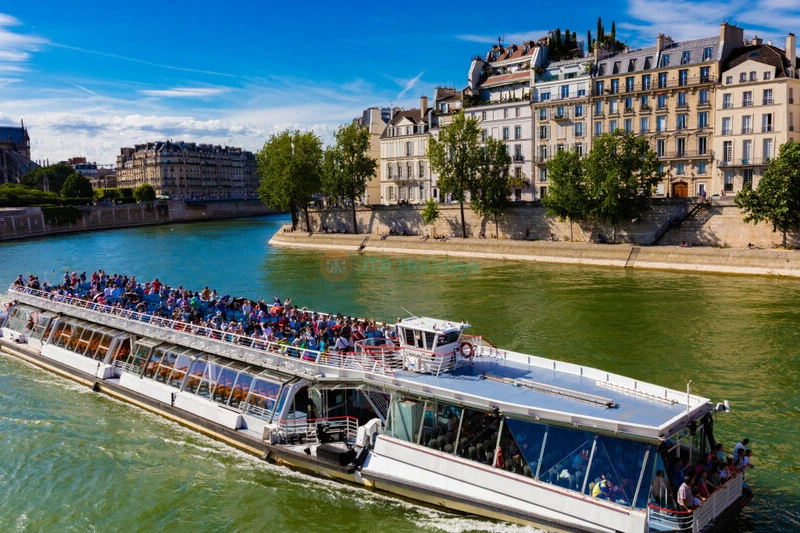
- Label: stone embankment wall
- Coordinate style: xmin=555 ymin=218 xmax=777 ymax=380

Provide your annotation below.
xmin=302 ymin=198 xmax=797 ymax=249
xmin=0 ymin=200 xmax=274 ymax=242
xmin=302 ymin=200 xmax=689 ymax=246
xmin=270 ymin=230 xmax=800 ymax=278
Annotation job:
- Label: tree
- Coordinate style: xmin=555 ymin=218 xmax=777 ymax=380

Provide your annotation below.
xmin=0 ymin=183 xmax=58 ymax=207
xmin=133 ymin=183 xmax=157 ymax=204
xmin=543 ymin=149 xmax=589 ymax=241
xmin=428 ymin=111 xmax=482 ymax=238
xmin=20 ymin=163 xmax=74 ymax=194
xmin=583 ymin=130 xmax=662 ymax=241
xmin=61 ymin=173 xmax=93 ymax=200
xmin=420 ymin=198 xmax=440 ymax=226
xmin=256 ymin=130 xmax=323 ymax=231
xmin=322 ymin=122 xmax=378 ymax=234
xmin=735 ymin=140 xmax=800 ymax=247
xmin=471 ymin=136 xmax=517 ymax=238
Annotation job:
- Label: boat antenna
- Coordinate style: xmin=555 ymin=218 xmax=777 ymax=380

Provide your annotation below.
xmin=399 ymin=306 xmax=417 ymax=319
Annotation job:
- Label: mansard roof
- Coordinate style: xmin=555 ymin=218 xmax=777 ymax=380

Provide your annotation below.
xmin=721 ymin=44 xmax=797 ymax=77
xmin=595 ymin=35 xmax=720 ymax=77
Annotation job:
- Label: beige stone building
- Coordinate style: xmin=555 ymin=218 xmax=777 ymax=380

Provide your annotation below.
xmin=712 ymin=34 xmax=800 ymax=194
xmin=116 ymin=141 xmax=258 ymax=199
xmin=379 ymin=97 xmax=439 ymax=205
xmin=591 ymin=24 xmax=745 ymax=197
xmin=355 ymin=107 xmax=394 ymax=206
xmin=531 ymin=56 xmax=593 ymax=199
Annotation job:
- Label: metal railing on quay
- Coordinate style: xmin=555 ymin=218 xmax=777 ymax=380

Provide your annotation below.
xmin=7 ymin=285 xmax=398 ymax=379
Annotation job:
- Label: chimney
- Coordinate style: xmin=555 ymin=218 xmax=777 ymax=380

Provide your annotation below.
xmin=719 ymin=23 xmax=745 ymax=63
xmin=593 ymin=41 xmax=599 ymax=63
xmin=420 ymin=96 xmax=428 ymax=117
xmin=656 ymin=34 xmax=666 ymax=54
xmin=787 ymin=33 xmax=797 ymax=76
xmin=751 ymin=36 xmax=763 ymax=46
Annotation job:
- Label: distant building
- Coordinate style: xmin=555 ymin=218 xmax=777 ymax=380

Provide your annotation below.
xmin=713 ymin=33 xmax=800 ymax=194
xmin=0 ymin=120 xmax=38 ymax=184
xmin=115 ymin=141 xmax=258 ymax=199
xmin=355 ymin=107 xmax=394 ymax=205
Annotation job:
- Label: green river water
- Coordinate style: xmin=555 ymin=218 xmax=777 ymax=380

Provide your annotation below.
xmin=0 ymin=214 xmax=798 ymax=533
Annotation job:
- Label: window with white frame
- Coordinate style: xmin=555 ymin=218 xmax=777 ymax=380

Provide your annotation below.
xmin=762 ymin=113 xmax=773 ymax=133
xmin=722 ymin=117 xmax=732 ymax=135
xmin=763 ymin=138 xmax=773 ymax=161
xmin=723 ymin=141 xmax=732 ymax=162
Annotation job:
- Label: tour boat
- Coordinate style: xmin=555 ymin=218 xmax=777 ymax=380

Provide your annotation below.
xmin=1 ymin=282 xmax=751 ymax=533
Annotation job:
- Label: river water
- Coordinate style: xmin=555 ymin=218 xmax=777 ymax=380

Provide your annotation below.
xmin=0 ymin=214 xmax=797 ymax=533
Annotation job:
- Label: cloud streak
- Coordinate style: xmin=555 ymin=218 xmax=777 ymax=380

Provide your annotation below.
xmin=456 ymin=30 xmax=549 ymax=45
xmin=140 ymin=87 xmax=228 ymax=98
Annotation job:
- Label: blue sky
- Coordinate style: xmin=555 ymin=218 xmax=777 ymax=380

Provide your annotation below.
xmin=2 ymin=0 xmax=800 ymax=164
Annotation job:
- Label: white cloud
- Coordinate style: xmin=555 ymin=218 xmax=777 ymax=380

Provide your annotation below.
xmin=396 ymin=71 xmax=425 ymax=99
xmin=140 ymin=87 xmax=228 ymax=98
xmin=0 ymin=12 xmax=46 ymax=64
xmin=456 ymin=30 xmax=549 ymax=45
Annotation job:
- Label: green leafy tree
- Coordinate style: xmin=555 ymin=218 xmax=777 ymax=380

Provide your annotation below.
xmin=543 ymin=149 xmax=589 ymax=241
xmin=61 ymin=173 xmax=93 ymax=199
xmin=0 ymin=183 xmax=59 ymax=207
xmin=257 ymin=130 xmax=323 ymax=231
xmin=133 ymin=183 xmax=157 ymax=204
xmin=471 ymin=136 xmax=517 ymax=238
xmin=20 ymin=163 xmax=74 ymax=194
xmin=322 ymin=122 xmax=378 ymax=234
xmin=420 ymin=198 xmax=440 ymax=226
xmin=584 ymin=130 xmax=662 ymax=241
xmin=428 ymin=111 xmax=482 ymax=238
xmin=735 ymin=140 xmax=800 ymax=247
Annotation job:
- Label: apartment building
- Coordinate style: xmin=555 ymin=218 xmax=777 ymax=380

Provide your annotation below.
xmin=355 ymin=107 xmax=394 ymax=206
xmin=463 ymin=41 xmax=545 ymax=200
xmin=713 ymin=34 xmax=800 ymax=194
xmin=116 ymin=141 xmax=258 ymax=199
xmin=591 ymin=23 xmax=744 ymax=197
xmin=531 ymin=57 xmax=593 ymax=198
xmin=379 ymin=97 xmax=438 ymax=204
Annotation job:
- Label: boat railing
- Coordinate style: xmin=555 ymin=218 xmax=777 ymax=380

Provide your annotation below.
xmin=7 ymin=286 xmax=398 ymax=379
xmin=461 ymin=334 xmax=506 ymax=359
xmin=276 ymin=415 xmax=359 ymax=445
xmin=646 ymin=471 xmax=744 ymax=533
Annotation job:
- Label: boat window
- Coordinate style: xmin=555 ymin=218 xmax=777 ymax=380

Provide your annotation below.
xmin=4 ymin=305 xmax=33 ymax=333
xmin=76 ymin=327 xmax=96 ymax=356
xmin=186 ymin=359 xmax=207 ymax=394
xmin=271 ymin=381 xmax=293 ymax=421
xmin=537 ymin=425 xmax=595 ymax=492
xmin=437 ymin=331 xmax=460 ymax=346
xmin=65 ymin=325 xmax=86 ymax=352
xmin=635 ymin=445 xmax=656 ymax=509
xmin=196 ymin=362 xmax=222 ymax=399
xmin=497 ymin=421 xmax=529 ymax=474
xmin=229 ymin=372 xmax=255 ymax=408
xmin=458 ymin=407 xmax=503 ymax=466
xmin=53 ymin=321 xmax=72 ymax=348
xmin=211 ymin=366 xmax=238 ymax=405
xmin=144 ymin=348 xmax=167 ymax=380
xmin=109 ymin=337 xmax=132 ymax=367
xmin=420 ymin=401 xmax=462 ymax=453
xmin=167 ymin=352 xmax=193 ymax=388
xmin=30 ymin=312 xmax=56 ymax=341
xmin=244 ymin=378 xmax=282 ymax=420
xmin=504 ymin=418 xmax=547 ymax=477
xmin=584 ymin=436 xmax=651 ymax=507
xmin=403 ymin=328 xmax=415 ymax=346
xmin=87 ymin=332 xmax=112 ymax=360
xmin=123 ymin=341 xmax=155 ymax=374
xmin=424 ymin=331 xmax=437 ymax=350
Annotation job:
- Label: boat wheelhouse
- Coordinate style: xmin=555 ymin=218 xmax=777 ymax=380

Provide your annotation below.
xmin=1 ymin=283 xmax=750 ymax=533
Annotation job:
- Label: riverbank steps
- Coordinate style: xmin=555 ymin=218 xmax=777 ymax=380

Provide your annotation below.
xmin=0 ymin=200 xmax=275 ymax=242
xmin=299 ymin=199 xmax=799 ymax=249
xmin=270 ymin=229 xmax=800 ymax=278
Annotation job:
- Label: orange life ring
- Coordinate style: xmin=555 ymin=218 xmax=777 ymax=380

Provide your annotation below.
xmin=459 ymin=341 xmax=474 ymax=358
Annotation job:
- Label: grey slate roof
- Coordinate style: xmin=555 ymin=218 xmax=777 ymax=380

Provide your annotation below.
xmin=596 ymin=36 xmax=720 ymax=77
xmin=0 ymin=126 xmax=28 ymax=145
xmin=721 ymin=44 xmax=795 ymax=77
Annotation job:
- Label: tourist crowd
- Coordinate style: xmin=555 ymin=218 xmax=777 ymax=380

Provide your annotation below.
xmin=13 ymin=270 xmax=396 ymax=358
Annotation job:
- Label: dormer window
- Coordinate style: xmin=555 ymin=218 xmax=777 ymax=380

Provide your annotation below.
xmin=628 ymin=59 xmax=636 ymax=72
xmin=613 ymin=61 xmax=621 ymax=74
xmin=661 ymin=54 xmax=670 ymax=67
xmin=703 ymin=47 xmax=713 ymax=61
xmin=644 ymin=56 xmax=653 ymax=69
xmin=681 ymin=50 xmax=691 ymax=65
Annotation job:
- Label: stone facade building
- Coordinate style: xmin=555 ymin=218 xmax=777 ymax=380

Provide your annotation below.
xmin=355 ymin=107 xmax=393 ymax=206
xmin=591 ymin=24 xmax=745 ymax=197
xmin=713 ymin=34 xmax=800 ymax=194
xmin=0 ymin=121 xmax=38 ymax=184
xmin=115 ymin=141 xmax=257 ymax=199
xmin=531 ymin=57 xmax=593 ymax=198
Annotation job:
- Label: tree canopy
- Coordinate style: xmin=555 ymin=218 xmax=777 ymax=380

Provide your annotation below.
xmin=133 ymin=183 xmax=157 ymax=204
xmin=543 ymin=149 xmax=589 ymax=241
xmin=471 ymin=136 xmax=517 ymax=238
xmin=257 ymin=129 xmax=323 ymax=231
xmin=0 ymin=183 xmax=59 ymax=207
xmin=583 ymin=130 xmax=661 ymax=238
xmin=420 ymin=198 xmax=440 ymax=226
xmin=428 ymin=111 xmax=482 ymax=237
xmin=322 ymin=122 xmax=377 ymax=234
xmin=20 ymin=163 xmax=74 ymax=194
xmin=735 ymin=140 xmax=800 ymax=247
xmin=61 ymin=173 xmax=93 ymax=199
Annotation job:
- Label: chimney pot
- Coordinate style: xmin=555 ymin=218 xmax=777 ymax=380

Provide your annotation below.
xmin=420 ymin=96 xmax=428 ymax=117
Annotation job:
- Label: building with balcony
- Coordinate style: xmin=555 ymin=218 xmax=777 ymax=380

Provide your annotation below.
xmin=379 ymin=97 xmax=439 ymax=204
xmin=0 ymin=120 xmax=38 ymax=184
xmin=531 ymin=57 xmax=593 ymax=198
xmin=591 ymin=23 xmax=745 ymax=197
xmin=116 ymin=141 xmax=258 ymax=199
xmin=463 ymin=41 xmax=546 ymax=200
xmin=712 ymin=34 xmax=800 ymax=194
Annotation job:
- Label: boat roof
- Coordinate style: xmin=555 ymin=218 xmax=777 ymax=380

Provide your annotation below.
xmin=398 ymin=316 xmax=469 ymax=333
xmin=386 ymin=349 xmax=711 ymax=442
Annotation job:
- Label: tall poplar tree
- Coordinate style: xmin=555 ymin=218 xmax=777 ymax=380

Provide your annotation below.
xmin=428 ymin=111 xmax=482 ymax=238
xmin=256 ymin=130 xmax=323 ymax=231
xmin=322 ymin=122 xmax=378 ymax=234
